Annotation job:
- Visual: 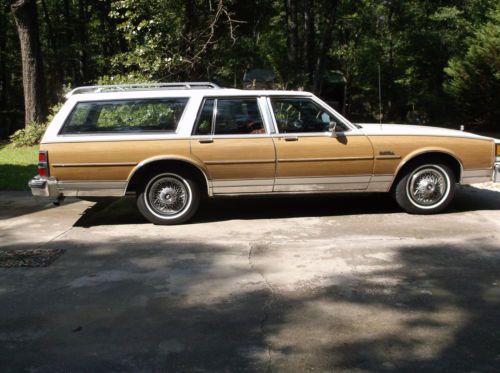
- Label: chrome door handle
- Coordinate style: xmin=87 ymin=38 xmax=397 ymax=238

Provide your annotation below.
xmin=199 ymin=139 xmax=214 ymax=144
xmin=284 ymin=137 xmax=299 ymax=142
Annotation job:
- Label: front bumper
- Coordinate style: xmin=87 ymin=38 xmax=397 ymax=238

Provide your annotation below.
xmin=28 ymin=176 xmax=59 ymax=197
xmin=494 ymin=163 xmax=500 ymax=183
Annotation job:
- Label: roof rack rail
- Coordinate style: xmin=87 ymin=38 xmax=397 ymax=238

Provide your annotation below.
xmin=65 ymin=82 xmax=220 ymax=98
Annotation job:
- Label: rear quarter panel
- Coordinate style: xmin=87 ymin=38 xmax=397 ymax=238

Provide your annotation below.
xmin=41 ymin=140 xmax=193 ymax=181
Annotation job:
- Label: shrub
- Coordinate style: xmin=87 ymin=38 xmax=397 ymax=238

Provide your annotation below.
xmin=10 ymin=103 xmax=63 ymax=147
xmin=9 ymin=122 xmax=48 ymax=147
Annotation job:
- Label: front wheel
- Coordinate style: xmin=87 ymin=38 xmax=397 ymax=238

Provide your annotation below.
xmin=137 ymin=172 xmax=200 ymax=225
xmin=394 ymin=163 xmax=455 ymax=214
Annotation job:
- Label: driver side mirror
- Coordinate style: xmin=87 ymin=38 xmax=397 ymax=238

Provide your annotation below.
xmin=328 ymin=121 xmax=337 ymax=137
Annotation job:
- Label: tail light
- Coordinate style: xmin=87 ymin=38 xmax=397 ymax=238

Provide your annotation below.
xmin=38 ymin=150 xmax=49 ymax=177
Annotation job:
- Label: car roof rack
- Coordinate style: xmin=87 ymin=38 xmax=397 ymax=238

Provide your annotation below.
xmin=65 ymin=82 xmax=220 ymax=98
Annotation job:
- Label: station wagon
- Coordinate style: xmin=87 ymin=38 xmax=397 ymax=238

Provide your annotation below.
xmin=29 ymin=82 xmax=500 ymax=224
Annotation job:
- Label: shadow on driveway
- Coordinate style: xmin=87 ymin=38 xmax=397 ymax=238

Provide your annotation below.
xmin=1 ymin=235 xmax=499 ymax=371
xmin=74 ymin=186 xmax=500 ymax=227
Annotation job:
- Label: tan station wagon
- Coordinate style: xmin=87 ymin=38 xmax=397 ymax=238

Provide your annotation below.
xmin=29 ymin=82 xmax=500 ymax=224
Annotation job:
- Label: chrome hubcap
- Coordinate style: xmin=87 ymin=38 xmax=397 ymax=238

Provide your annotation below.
xmin=408 ymin=167 xmax=447 ymax=206
xmin=147 ymin=176 xmax=188 ymax=216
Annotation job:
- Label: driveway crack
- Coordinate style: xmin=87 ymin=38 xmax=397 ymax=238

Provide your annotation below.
xmin=35 ymin=225 xmax=74 ymax=251
xmin=248 ymin=243 xmax=274 ymax=372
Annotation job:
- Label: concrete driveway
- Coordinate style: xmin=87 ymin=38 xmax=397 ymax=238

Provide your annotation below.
xmin=1 ymin=186 xmax=500 ymax=372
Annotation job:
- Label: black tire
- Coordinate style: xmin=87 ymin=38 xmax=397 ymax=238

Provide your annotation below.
xmin=394 ymin=163 xmax=456 ymax=214
xmin=136 ymin=172 xmax=200 ymax=225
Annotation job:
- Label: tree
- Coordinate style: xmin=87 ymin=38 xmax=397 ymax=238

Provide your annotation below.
xmin=444 ymin=4 xmax=500 ymax=127
xmin=10 ymin=0 xmax=46 ymax=126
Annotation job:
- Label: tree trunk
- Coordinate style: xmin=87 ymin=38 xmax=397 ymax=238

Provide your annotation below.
xmin=76 ymin=0 xmax=87 ymax=85
xmin=303 ymin=0 xmax=315 ymax=86
xmin=313 ymin=1 xmax=339 ymax=93
xmin=0 ymin=3 xmax=7 ymax=107
xmin=11 ymin=0 xmax=46 ymax=126
xmin=284 ymin=0 xmax=299 ymax=71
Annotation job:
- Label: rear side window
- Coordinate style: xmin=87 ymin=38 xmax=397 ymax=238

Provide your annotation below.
xmin=60 ymin=98 xmax=189 ymax=134
xmin=193 ymin=98 xmax=265 ymax=135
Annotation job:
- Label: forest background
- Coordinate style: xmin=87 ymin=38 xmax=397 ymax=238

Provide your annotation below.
xmin=1 ymin=0 xmax=499 ymax=140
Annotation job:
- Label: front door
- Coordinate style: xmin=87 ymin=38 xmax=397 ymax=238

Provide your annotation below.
xmin=269 ymin=97 xmax=374 ymax=192
xmin=191 ymin=97 xmax=276 ymax=194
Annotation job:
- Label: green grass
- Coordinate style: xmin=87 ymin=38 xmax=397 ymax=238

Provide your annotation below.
xmin=0 ymin=142 xmax=38 ymax=190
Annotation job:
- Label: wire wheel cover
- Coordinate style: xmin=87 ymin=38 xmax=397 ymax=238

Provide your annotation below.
xmin=147 ymin=176 xmax=188 ymax=216
xmin=408 ymin=167 xmax=448 ymax=206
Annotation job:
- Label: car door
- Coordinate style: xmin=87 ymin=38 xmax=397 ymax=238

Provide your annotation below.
xmin=190 ymin=97 xmax=276 ymax=194
xmin=270 ymin=97 xmax=374 ymax=192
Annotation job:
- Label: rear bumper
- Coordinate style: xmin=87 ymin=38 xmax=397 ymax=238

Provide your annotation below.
xmin=494 ymin=163 xmax=500 ymax=183
xmin=28 ymin=176 xmax=59 ymax=197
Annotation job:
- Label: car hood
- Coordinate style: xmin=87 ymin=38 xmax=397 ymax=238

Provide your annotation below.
xmin=356 ymin=123 xmax=493 ymax=141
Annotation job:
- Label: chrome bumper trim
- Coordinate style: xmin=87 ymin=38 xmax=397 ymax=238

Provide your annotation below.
xmin=28 ymin=176 xmax=59 ymax=197
xmin=494 ymin=163 xmax=500 ymax=183
xmin=29 ymin=177 xmax=127 ymax=198
xmin=57 ymin=181 xmax=127 ymax=197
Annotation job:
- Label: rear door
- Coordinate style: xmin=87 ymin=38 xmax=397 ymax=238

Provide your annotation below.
xmin=190 ymin=97 xmax=276 ymax=194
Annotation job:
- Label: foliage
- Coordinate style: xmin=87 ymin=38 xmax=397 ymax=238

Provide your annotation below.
xmin=9 ymin=122 xmax=48 ymax=147
xmin=9 ymin=103 xmax=63 ymax=147
xmin=444 ymin=4 xmax=500 ymax=127
xmin=1 ymin=0 xmax=499 ymax=135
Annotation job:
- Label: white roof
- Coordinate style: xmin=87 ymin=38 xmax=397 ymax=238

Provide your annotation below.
xmin=69 ymin=88 xmax=313 ymax=102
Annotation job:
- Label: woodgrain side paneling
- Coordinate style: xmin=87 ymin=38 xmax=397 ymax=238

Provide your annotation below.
xmin=42 ymin=140 xmax=192 ymax=181
xmin=274 ymin=135 xmax=374 ymax=178
xmin=370 ymin=136 xmax=493 ymax=175
xmin=190 ymin=138 xmax=276 ymax=180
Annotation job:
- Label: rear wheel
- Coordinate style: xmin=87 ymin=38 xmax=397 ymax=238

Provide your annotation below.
xmin=394 ymin=163 xmax=455 ymax=214
xmin=136 ymin=172 xmax=200 ymax=225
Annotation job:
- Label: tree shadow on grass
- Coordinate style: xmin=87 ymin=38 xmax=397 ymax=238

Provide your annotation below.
xmin=0 ymin=164 xmax=37 ymax=191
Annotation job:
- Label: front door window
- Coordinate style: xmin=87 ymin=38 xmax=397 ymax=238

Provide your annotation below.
xmin=270 ymin=98 xmax=348 ymax=134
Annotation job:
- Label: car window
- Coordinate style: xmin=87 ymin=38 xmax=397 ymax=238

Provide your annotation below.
xmin=270 ymin=98 xmax=347 ymax=133
xmin=60 ymin=98 xmax=189 ymax=134
xmin=193 ymin=99 xmax=214 ymax=135
xmin=194 ymin=98 xmax=265 ymax=135
xmin=215 ymin=99 xmax=265 ymax=135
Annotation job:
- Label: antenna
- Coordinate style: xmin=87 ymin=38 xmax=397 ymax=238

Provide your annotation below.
xmin=378 ymin=64 xmax=382 ymax=125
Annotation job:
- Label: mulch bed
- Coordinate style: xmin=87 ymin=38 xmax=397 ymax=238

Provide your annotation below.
xmin=0 ymin=248 xmax=65 ymax=268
